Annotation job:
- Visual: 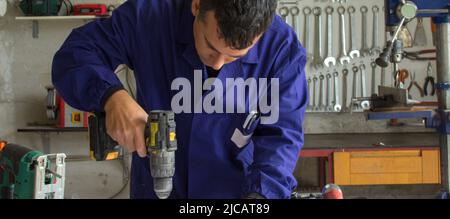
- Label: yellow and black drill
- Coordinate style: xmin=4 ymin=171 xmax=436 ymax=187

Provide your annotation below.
xmin=88 ymin=111 xmax=177 ymax=199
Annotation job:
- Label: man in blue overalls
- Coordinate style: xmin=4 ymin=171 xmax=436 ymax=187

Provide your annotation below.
xmin=52 ymin=0 xmax=308 ymax=199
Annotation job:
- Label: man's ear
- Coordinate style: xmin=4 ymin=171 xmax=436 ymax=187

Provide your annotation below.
xmin=191 ymin=0 xmax=200 ymax=17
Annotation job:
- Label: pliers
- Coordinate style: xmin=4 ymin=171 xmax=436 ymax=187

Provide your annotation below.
xmin=424 ymin=62 xmax=436 ymax=96
xmin=407 ymin=72 xmax=425 ymax=97
xmin=396 ymin=69 xmax=409 ymax=89
xmin=403 ymin=49 xmax=436 ymax=61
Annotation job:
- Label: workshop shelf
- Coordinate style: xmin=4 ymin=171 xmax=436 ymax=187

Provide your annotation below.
xmin=15 ymin=15 xmax=101 ymax=20
xmin=15 ymin=15 xmax=110 ymax=38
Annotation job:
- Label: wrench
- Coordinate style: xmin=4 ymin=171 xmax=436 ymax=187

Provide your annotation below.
xmin=360 ymin=6 xmax=371 ymax=57
xmin=370 ymin=6 xmax=382 ymax=55
xmin=313 ymin=76 xmax=319 ymax=111
xmin=351 ymin=66 xmax=360 ymax=110
xmin=290 ymin=6 xmax=300 ymax=37
xmin=324 ymin=6 xmax=336 ymax=68
xmin=319 ymin=74 xmax=325 ymax=111
xmin=337 ymin=7 xmax=351 ymax=66
xmin=279 ymin=7 xmax=289 ymax=22
xmin=348 ymin=6 xmax=360 ymax=59
xmin=312 ymin=7 xmax=324 ymax=69
xmin=341 ymin=69 xmax=349 ymax=112
xmin=359 ymin=64 xmax=370 ymax=109
xmin=371 ymin=62 xmax=377 ymax=95
xmin=307 ymin=77 xmax=312 ymax=109
xmin=326 ymin=73 xmax=333 ymax=112
xmin=303 ymin=7 xmax=313 ymax=60
xmin=381 ymin=66 xmax=386 ymax=86
xmin=333 ymin=71 xmax=342 ymax=112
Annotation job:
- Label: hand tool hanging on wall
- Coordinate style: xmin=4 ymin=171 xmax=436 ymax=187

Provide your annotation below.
xmin=413 ymin=18 xmax=428 ymax=47
xmin=395 ymin=69 xmax=409 ymax=89
xmin=333 ymin=71 xmax=342 ymax=112
xmin=398 ymin=26 xmax=413 ymax=48
xmin=324 ymin=6 xmax=336 ymax=68
xmin=403 ymin=49 xmax=436 ymax=61
xmin=371 ymin=62 xmax=378 ymax=95
xmin=338 ymin=6 xmax=351 ymax=65
xmin=280 ymin=0 xmax=435 ymax=114
xmin=360 ymin=6 xmax=371 ymax=57
xmin=326 ymin=73 xmax=333 ymax=111
xmin=424 ymin=62 xmax=436 ymax=96
xmin=348 ymin=6 xmax=360 ymax=59
xmin=290 ymin=6 xmax=300 ymax=38
xmin=341 ymin=68 xmax=349 ymax=112
xmin=351 ymin=66 xmax=360 ymax=111
xmin=318 ymin=74 xmax=325 ymax=111
xmin=312 ymin=7 xmax=324 ymax=69
xmin=359 ymin=64 xmax=370 ymax=110
xmin=313 ymin=75 xmax=319 ymax=111
xmin=303 ymin=7 xmax=313 ymax=61
xmin=307 ymin=78 xmax=312 ymax=110
xmin=370 ymin=6 xmax=382 ymax=55
xmin=407 ymin=72 xmax=425 ymax=98
xmin=380 ymin=66 xmax=387 ymax=87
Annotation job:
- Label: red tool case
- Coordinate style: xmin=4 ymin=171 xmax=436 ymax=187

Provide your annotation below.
xmin=73 ymin=4 xmax=108 ymax=16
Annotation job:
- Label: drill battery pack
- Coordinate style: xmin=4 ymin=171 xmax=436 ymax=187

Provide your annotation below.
xmin=88 ymin=113 xmax=121 ymax=161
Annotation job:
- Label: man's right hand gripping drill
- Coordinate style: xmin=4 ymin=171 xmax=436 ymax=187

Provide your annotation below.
xmin=103 ymin=90 xmax=148 ymax=158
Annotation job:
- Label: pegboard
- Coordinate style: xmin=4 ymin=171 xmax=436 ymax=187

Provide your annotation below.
xmin=277 ymin=0 xmax=437 ymax=113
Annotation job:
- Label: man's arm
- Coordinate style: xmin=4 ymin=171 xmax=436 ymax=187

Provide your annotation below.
xmin=52 ymin=0 xmax=138 ymax=112
xmin=244 ymin=46 xmax=308 ymax=199
xmin=52 ymin=0 xmax=149 ymax=157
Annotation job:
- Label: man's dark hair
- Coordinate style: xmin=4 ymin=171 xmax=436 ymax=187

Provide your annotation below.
xmin=199 ymin=0 xmax=278 ymax=50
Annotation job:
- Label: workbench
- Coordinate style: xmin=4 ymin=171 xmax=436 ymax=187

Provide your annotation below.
xmin=301 ymin=133 xmax=440 ymax=189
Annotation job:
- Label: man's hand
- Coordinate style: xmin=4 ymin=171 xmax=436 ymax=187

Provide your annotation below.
xmin=104 ymin=90 xmax=149 ymax=157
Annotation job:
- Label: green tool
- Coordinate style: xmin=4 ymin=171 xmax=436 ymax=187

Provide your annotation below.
xmin=0 ymin=143 xmax=66 ymax=199
xmin=20 ymin=0 xmax=61 ymax=16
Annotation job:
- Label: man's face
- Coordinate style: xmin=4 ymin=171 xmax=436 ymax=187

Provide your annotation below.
xmin=191 ymin=1 xmax=261 ymax=70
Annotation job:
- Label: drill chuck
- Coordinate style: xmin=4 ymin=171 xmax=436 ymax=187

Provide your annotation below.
xmin=150 ymin=150 xmax=175 ymax=199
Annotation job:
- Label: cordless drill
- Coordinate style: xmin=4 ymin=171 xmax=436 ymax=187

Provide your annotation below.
xmin=88 ymin=111 xmax=177 ymax=199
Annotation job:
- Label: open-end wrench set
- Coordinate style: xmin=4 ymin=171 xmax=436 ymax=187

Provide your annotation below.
xmin=278 ymin=0 xmax=437 ymax=113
